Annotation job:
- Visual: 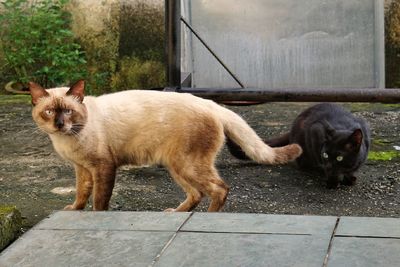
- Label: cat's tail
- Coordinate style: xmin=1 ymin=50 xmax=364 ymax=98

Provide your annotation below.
xmin=226 ymin=132 xmax=292 ymax=160
xmin=217 ymin=106 xmax=302 ymax=165
xmin=265 ymin=132 xmax=291 ymax=147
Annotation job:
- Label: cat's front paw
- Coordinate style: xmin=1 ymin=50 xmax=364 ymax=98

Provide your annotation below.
xmin=164 ymin=208 xmax=176 ymax=212
xmin=63 ymin=204 xmax=77 ymax=210
xmin=341 ymin=175 xmax=357 ymax=186
xmin=326 ymin=179 xmax=339 ymax=189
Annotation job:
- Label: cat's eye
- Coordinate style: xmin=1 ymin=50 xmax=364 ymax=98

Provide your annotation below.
xmin=44 ymin=109 xmax=54 ymax=116
xmin=64 ymin=109 xmax=73 ymax=115
xmin=322 ymin=152 xmax=329 ymax=159
xmin=336 ymin=156 xmax=344 ymax=162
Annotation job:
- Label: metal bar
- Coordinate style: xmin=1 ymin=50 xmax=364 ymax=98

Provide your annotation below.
xmin=171 ymin=87 xmax=400 ymax=103
xmin=180 ymin=16 xmax=245 ymax=88
xmin=375 ymin=0 xmax=385 ymax=88
xmin=165 ymin=0 xmax=181 ymax=88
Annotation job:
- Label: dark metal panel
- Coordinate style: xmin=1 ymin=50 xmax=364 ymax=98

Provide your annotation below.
xmin=165 ymin=0 xmax=181 ymax=88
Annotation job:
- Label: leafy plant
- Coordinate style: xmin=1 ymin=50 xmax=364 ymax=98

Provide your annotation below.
xmin=0 ymin=0 xmax=86 ymax=88
xmin=110 ymin=56 xmax=165 ymax=90
xmin=119 ymin=1 xmax=165 ymax=62
xmin=385 ymin=0 xmax=400 ymax=87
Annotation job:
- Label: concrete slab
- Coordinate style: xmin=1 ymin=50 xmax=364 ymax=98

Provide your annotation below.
xmin=327 ymin=237 xmax=400 ymax=267
xmin=1 ymin=212 xmax=399 ymax=267
xmin=0 ymin=229 xmax=173 ymax=267
xmin=335 ymin=216 xmax=400 ymax=238
xmin=155 ymin=232 xmax=329 ymax=267
xmin=181 ymin=212 xmax=337 ymax=235
xmin=35 ymin=211 xmax=191 ymax=231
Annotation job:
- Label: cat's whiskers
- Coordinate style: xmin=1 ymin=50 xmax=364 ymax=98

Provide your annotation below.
xmin=68 ymin=123 xmax=85 ymax=138
xmin=32 ymin=126 xmax=47 ymax=136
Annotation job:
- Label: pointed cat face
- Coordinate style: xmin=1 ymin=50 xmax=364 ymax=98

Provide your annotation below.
xmin=320 ymin=129 xmax=363 ymax=176
xmin=29 ymin=80 xmax=87 ymax=135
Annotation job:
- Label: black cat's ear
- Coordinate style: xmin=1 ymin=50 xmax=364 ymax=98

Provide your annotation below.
xmin=67 ymin=80 xmax=85 ymax=103
xmin=346 ymin=129 xmax=363 ymax=151
xmin=28 ymin=82 xmax=49 ymax=106
xmin=323 ymin=120 xmax=335 ymax=137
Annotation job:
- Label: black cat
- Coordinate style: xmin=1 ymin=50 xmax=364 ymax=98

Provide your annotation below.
xmin=227 ymin=103 xmax=371 ymax=188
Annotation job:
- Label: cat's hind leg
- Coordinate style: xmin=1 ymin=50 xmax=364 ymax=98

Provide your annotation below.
xmin=166 ymin=163 xmax=229 ymax=212
xmin=164 ymin=168 xmax=204 ymax=212
xmin=64 ymin=164 xmax=93 ymax=210
xmin=202 ymin=168 xmax=229 ymax=212
xmin=186 ymin=165 xmax=229 ymax=212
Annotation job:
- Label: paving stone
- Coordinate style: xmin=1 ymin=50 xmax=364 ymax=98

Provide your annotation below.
xmin=2 ymin=212 xmax=399 ymax=266
xmin=0 ymin=229 xmax=173 ymax=267
xmin=35 ymin=211 xmax=191 ymax=231
xmin=155 ymin=232 xmax=330 ymax=267
xmin=328 ymin=237 xmax=400 ymax=267
xmin=336 ymin=217 xmax=400 ymax=238
xmin=182 ymin=212 xmax=337 ymax=235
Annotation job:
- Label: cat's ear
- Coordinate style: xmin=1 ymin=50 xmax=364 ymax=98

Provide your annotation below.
xmin=28 ymin=82 xmax=49 ymax=106
xmin=346 ymin=129 xmax=363 ymax=151
xmin=67 ymin=80 xmax=85 ymax=103
xmin=323 ymin=120 xmax=335 ymax=137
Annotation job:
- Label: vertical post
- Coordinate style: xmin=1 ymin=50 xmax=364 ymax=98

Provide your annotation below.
xmin=375 ymin=0 xmax=385 ymax=88
xmin=165 ymin=0 xmax=181 ymax=89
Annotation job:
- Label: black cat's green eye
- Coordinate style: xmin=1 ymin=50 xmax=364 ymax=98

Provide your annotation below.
xmin=336 ymin=156 xmax=344 ymax=162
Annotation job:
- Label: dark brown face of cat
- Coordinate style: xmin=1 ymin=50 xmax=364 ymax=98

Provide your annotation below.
xmin=29 ymin=81 xmax=87 ymax=135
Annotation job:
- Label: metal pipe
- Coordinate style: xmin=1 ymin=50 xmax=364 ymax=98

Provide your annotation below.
xmin=172 ymin=87 xmax=400 ymax=103
xmin=165 ymin=0 xmax=181 ymax=88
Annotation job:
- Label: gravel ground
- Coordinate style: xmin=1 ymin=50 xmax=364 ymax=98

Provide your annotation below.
xmin=0 ymin=96 xmax=399 ymax=231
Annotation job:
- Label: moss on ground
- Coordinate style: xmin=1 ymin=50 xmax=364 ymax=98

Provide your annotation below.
xmin=0 ymin=205 xmax=22 ymax=251
xmin=368 ymin=151 xmax=400 ymax=161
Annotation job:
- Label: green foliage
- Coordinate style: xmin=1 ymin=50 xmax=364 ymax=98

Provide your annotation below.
xmin=385 ymin=0 xmax=400 ymax=87
xmin=79 ymin=28 xmax=119 ymax=95
xmin=386 ymin=0 xmax=400 ymax=48
xmin=110 ymin=2 xmax=166 ymax=92
xmin=119 ymin=2 xmax=164 ymax=62
xmin=110 ymin=57 xmax=165 ymax=90
xmin=0 ymin=0 xmax=86 ymax=88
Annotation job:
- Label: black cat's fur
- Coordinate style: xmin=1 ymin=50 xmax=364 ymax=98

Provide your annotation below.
xmin=227 ymin=103 xmax=371 ymax=188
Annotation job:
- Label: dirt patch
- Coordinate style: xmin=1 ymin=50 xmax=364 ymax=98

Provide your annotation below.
xmin=0 ymin=96 xmax=399 ymax=231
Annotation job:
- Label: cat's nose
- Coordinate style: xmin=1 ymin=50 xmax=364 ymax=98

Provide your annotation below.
xmin=55 ymin=119 xmax=64 ymax=129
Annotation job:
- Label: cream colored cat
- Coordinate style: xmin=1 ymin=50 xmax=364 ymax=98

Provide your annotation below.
xmin=29 ymin=80 xmax=302 ymax=212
